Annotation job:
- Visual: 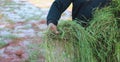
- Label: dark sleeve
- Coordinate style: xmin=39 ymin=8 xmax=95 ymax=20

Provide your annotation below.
xmin=47 ymin=0 xmax=72 ymax=25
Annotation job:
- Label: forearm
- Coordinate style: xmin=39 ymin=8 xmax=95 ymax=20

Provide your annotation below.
xmin=47 ymin=0 xmax=72 ymax=25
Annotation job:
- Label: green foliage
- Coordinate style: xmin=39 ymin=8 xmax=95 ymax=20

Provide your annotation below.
xmin=43 ymin=8 xmax=119 ymax=62
xmin=87 ymin=6 xmax=118 ymax=62
xmin=111 ymin=0 xmax=120 ymax=18
xmin=42 ymin=21 xmax=96 ymax=62
xmin=115 ymin=42 xmax=120 ymax=62
xmin=42 ymin=0 xmax=120 ymax=62
xmin=112 ymin=0 xmax=120 ymax=11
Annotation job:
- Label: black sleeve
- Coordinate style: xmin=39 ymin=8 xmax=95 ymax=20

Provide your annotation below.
xmin=47 ymin=0 xmax=72 ymax=25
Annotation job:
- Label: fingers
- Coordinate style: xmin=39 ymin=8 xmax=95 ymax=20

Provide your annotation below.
xmin=48 ymin=23 xmax=59 ymax=34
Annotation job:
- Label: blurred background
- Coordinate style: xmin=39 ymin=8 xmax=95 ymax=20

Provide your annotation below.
xmin=0 ymin=0 xmax=72 ymax=62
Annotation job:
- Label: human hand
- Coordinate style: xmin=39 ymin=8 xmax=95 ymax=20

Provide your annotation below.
xmin=48 ymin=23 xmax=59 ymax=34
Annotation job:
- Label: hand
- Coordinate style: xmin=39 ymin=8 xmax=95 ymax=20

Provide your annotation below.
xmin=48 ymin=23 xmax=59 ymax=34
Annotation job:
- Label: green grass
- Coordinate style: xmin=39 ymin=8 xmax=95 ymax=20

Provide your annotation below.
xmin=87 ymin=6 xmax=118 ymax=62
xmin=115 ymin=42 xmax=120 ymax=62
xmin=112 ymin=0 xmax=120 ymax=11
xmin=42 ymin=21 xmax=96 ymax=62
xmin=42 ymin=0 xmax=120 ymax=62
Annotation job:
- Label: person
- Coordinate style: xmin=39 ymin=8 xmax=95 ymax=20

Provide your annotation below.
xmin=47 ymin=0 xmax=111 ymax=34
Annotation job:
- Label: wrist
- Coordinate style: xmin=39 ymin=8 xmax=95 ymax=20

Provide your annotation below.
xmin=47 ymin=20 xmax=58 ymax=26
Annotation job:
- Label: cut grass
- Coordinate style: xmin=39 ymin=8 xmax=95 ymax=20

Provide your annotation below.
xmin=42 ymin=21 xmax=96 ymax=62
xmin=42 ymin=3 xmax=119 ymax=62
xmin=87 ymin=6 xmax=118 ymax=62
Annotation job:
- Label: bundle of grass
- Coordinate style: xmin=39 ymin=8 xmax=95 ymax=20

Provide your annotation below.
xmin=42 ymin=21 xmax=96 ymax=62
xmin=87 ymin=7 xmax=118 ymax=62
xmin=42 ymin=1 xmax=119 ymax=62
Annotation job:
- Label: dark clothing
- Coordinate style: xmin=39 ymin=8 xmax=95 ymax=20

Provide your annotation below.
xmin=47 ymin=0 xmax=111 ymax=26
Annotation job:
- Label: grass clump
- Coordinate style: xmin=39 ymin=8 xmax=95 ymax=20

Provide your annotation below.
xmin=42 ymin=21 xmax=96 ymax=62
xmin=42 ymin=0 xmax=119 ymax=62
xmin=87 ymin=7 xmax=118 ymax=62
